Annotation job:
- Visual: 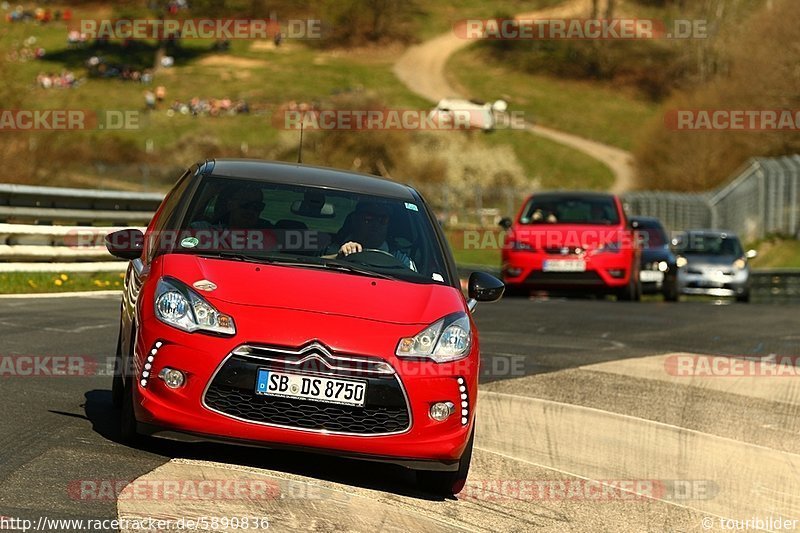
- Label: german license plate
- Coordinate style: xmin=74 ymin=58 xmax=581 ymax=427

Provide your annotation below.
xmin=640 ymin=270 xmax=664 ymax=282
xmin=543 ymin=260 xmax=586 ymax=272
xmin=255 ymin=370 xmax=366 ymax=407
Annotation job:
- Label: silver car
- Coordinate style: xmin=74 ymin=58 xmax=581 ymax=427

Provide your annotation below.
xmin=674 ymin=230 xmax=757 ymax=302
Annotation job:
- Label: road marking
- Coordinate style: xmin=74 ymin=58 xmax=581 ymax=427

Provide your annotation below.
xmin=117 ymin=459 xmax=474 ymax=533
xmin=474 ymin=445 xmax=736 ymax=524
xmin=476 ymin=390 xmax=800 ymax=521
xmin=579 ymin=353 xmax=800 ymax=405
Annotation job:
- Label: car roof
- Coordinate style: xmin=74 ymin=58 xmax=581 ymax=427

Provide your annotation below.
xmin=682 ymin=229 xmax=740 ymax=238
xmin=528 ymin=191 xmax=618 ymax=201
xmin=201 ymin=159 xmax=418 ymax=201
xmin=629 ymin=216 xmax=664 ymax=226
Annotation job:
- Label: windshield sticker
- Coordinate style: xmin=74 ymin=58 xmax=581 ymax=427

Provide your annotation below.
xmin=404 ymin=202 xmax=419 ymax=212
xmin=181 ymin=237 xmax=199 ymax=248
xmin=432 ymin=273 xmax=444 ymax=282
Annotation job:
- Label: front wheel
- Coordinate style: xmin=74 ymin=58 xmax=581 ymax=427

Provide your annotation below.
xmin=736 ymin=290 xmax=751 ymax=303
xmin=502 ymin=284 xmax=529 ymax=298
xmin=120 ymin=372 xmax=140 ymax=443
xmin=617 ymin=270 xmax=641 ymax=301
xmin=111 ymin=328 xmax=125 ymax=409
xmin=416 ymin=427 xmax=474 ymax=496
xmin=663 ymin=280 xmax=679 ymax=302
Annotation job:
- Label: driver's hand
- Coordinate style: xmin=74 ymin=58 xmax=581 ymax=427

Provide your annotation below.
xmin=339 ymin=241 xmax=363 ymax=256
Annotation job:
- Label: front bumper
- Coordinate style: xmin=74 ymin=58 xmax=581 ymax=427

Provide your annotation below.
xmin=678 ymin=269 xmax=749 ymax=297
xmin=501 ymin=250 xmax=633 ymax=290
xmin=639 ymin=268 xmax=676 ymax=294
xmin=130 ymin=311 xmax=477 ymax=467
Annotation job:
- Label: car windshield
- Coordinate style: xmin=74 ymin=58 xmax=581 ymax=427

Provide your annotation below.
xmin=168 ymin=176 xmax=450 ymax=285
xmin=677 ymin=234 xmax=744 ymax=256
xmin=633 ymin=222 xmax=668 ymax=249
xmin=520 ymin=196 xmax=620 ymax=225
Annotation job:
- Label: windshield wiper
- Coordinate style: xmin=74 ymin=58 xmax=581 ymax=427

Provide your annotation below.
xmin=195 ymin=251 xmax=313 ymax=266
xmin=319 ymin=259 xmax=398 ymax=280
xmin=196 ymin=251 xmax=397 ymax=280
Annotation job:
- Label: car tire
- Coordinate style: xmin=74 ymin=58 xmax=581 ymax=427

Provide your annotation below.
xmin=617 ymin=270 xmax=641 ymax=302
xmin=120 ymin=328 xmax=140 ymax=443
xmin=736 ymin=291 xmax=751 ymax=303
xmin=416 ymin=426 xmax=474 ymax=496
xmin=111 ymin=329 xmax=124 ymax=409
xmin=120 ymin=376 xmax=141 ymax=444
xmin=663 ymin=281 xmax=679 ymax=302
xmin=502 ymin=284 xmax=528 ymax=298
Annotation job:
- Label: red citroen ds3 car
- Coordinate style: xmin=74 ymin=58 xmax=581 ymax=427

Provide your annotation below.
xmin=105 ymin=159 xmax=504 ymax=495
xmin=499 ymin=192 xmax=641 ymax=299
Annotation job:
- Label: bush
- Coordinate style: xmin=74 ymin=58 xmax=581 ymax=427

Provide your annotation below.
xmin=479 ymin=34 xmax=690 ymax=101
xmin=633 ymin=0 xmax=800 ymax=191
xmin=315 ymin=0 xmax=418 ymax=47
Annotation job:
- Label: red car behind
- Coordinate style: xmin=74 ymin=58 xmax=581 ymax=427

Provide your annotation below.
xmin=500 ymin=192 xmax=641 ymax=299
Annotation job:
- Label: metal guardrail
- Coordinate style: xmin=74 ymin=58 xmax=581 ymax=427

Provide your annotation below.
xmin=0 ymin=183 xmax=798 ymax=302
xmin=0 ymin=183 xmax=163 ymax=226
xmin=750 ymin=269 xmax=800 ymax=301
xmin=0 ymin=183 xmax=160 ymax=268
xmin=456 ymin=264 xmax=800 ymax=302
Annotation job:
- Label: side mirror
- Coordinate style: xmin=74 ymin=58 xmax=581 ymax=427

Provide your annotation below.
xmin=746 ymin=249 xmax=758 ymax=259
xmin=468 ymin=272 xmax=505 ymax=309
xmin=498 ymin=217 xmax=512 ymax=230
xmin=105 ymin=229 xmax=144 ymax=260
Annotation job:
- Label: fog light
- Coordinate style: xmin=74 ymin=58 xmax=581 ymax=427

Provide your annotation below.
xmin=158 ymin=368 xmax=186 ymax=389
xmin=430 ymin=402 xmax=455 ymax=422
xmin=609 ymin=269 xmax=625 ymax=278
xmin=505 ymin=267 xmax=523 ymax=277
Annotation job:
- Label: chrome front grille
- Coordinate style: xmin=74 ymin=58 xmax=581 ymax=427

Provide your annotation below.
xmin=202 ymin=342 xmax=412 ymax=436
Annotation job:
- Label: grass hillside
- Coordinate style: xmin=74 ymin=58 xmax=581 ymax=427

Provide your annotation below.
xmin=0 ymin=0 xmax=611 ymax=199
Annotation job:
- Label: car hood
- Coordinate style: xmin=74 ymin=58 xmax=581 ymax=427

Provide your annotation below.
xmin=682 ymin=254 xmax=739 ymax=267
xmin=641 ymin=247 xmax=674 ymax=263
xmin=160 ymin=254 xmax=464 ymax=326
xmin=512 ymin=224 xmax=628 ymax=250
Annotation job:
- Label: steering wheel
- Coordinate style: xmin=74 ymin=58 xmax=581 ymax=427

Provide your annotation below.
xmin=338 ymin=248 xmax=407 ymax=269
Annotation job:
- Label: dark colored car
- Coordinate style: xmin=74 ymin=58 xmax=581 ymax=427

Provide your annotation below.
xmin=629 ymin=217 xmax=679 ymax=301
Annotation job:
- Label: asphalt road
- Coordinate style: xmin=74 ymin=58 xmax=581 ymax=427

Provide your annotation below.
xmin=0 ymin=293 xmax=798 ymax=532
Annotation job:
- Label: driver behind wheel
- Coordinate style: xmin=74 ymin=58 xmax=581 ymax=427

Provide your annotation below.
xmin=335 ymin=202 xmax=416 ymax=271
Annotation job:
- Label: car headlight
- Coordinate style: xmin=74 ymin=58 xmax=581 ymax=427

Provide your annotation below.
xmin=676 ymin=256 xmax=688 ymax=268
xmin=396 ymin=313 xmax=472 ymax=363
xmin=508 ymin=240 xmax=534 ymax=251
xmin=658 ymin=261 xmax=669 ymax=272
xmin=154 ymin=277 xmax=235 ymax=335
xmin=733 ymin=258 xmax=746 ymax=270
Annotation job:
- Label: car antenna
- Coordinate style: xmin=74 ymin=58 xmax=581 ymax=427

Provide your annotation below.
xmin=297 ymin=122 xmax=304 ymax=163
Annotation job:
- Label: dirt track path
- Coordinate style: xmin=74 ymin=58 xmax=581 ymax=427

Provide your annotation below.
xmin=392 ymin=0 xmax=636 ymax=193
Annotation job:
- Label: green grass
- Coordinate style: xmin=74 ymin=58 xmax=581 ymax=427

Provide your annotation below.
xmin=483 ymin=129 xmax=615 ymax=191
xmin=0 ymin=271 xmax=125 ymax=294
xmin=4 ymin=2 xmax=616 ymax=196
xmin=447 ymin=46 xmax=660 ymax=151
xmin=751 ymin=239 xmax=800 ymax=269
xmin=447 ymin=229 xmax=503 ymax=267
xmin=4 ymin=12 xmax=431 ymax=174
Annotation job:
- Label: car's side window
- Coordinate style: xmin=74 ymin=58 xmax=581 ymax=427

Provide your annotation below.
xmin=146 ymin=170 xmax=193 ymax=262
